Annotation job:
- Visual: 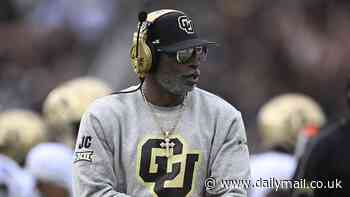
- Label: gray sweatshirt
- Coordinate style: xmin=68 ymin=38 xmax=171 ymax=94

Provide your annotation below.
xmin=73 ymin=87 xmax=250 ymax=197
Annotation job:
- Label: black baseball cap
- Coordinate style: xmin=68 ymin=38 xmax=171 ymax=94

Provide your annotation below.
xmin=146 ymin=10 xmax=217 ymax=53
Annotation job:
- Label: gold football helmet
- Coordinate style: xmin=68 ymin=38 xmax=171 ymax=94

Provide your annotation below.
xmin=43 ymin=77 xmax=112 ymax=147
xmin=257 ymin=93 xmax=326 ymax=151
xmin=0 ymin=109 xmax=47 ymax=165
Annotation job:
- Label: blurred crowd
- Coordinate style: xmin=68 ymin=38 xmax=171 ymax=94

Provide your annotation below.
xmin=1 ymin=0 xmax=350 ymax=196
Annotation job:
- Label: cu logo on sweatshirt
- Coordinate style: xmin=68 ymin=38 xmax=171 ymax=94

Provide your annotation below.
xmin=137 ymin=135 xmax=201 ymax=197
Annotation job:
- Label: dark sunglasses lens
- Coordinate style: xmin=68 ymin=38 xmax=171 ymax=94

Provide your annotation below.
xmin=176 ymin=46 xmax=208 ymax=64
xmin=176 ymin=48 xmax=194 ymax=64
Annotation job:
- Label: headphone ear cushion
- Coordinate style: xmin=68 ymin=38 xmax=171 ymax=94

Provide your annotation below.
xmin=138 ymin=40 xmax=153 ymax=73
xmin=130 ymin=33 xmax=153 ymax=78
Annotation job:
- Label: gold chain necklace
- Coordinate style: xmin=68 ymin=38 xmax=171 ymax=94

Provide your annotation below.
xmin=141 ymin=88 xmax=187 ymax=157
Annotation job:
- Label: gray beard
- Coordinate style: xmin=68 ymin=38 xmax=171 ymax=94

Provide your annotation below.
xmin=156 ymin=74 xmax=193 ymax=96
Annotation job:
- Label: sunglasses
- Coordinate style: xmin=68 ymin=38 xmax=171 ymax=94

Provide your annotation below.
xmin=160 ymin=46 xmax=208 ymax=64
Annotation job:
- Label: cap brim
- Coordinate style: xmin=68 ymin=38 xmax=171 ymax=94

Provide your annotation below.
xmin=159 ymin=39 xmax=218 ymax=53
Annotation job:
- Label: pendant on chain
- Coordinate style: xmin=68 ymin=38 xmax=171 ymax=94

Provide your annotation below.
xmin=160 ymin=137 xmax=175 ymax=157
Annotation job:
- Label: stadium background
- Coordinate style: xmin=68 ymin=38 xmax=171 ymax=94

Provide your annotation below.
xmin=1 ymin=0 xmax=350 ymax=154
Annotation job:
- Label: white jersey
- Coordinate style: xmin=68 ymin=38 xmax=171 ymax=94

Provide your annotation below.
xmin=25 ymin=143 xmax=73 ymax=196
xmin=0 ymin=154 xmax=39 ymax=197
xmin=249 ymin=151 xmax=296 ymax=197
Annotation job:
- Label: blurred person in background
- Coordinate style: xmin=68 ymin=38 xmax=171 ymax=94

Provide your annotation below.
xmin=73 ymin=9 xmax=250 ymax=197
xmin=20 ymin=0 xmax=118 ymax=46
xmin=0 ymin=154 xmax=39 ymax=197
xmin=0 ymin=12 xmax=80 ymax=113
xmin=0 ymin=109 xmax=47 ymax=166
xmin=43 ymin=77 xmax=112 ymax=148
xmin=292 ymin=78 xmax=350 ymax=197
xmin=25 ymin=143 xmax=73 ymax=197
xmin=249 ymin=94 xmax=326 ymax=197
xmin=0 ymin=0 xmax=90 ymax=114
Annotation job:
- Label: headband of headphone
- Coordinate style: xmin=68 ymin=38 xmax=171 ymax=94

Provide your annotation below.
xmin=130 ymin=9 xmax=184 ymax=79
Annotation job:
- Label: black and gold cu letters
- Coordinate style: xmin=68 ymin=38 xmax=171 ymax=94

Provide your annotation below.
xmin=138 ymin=137 xmax=200 ymax=197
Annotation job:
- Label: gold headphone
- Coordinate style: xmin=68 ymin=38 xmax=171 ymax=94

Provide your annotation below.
xmin=130 ymin=9 xmax=184 ymax=79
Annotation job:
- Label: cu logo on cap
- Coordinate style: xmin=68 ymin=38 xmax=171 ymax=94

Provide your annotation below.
xmin=178 ymin=16 xmax=194 ymax=34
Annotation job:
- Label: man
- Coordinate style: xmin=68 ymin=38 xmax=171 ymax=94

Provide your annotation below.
xmin=73 ymin=9 xmax=250 ymax=197
xmin=43 ymin=77 xmax=112 ymax=148
xmin=249 ymin=93 xmax=325 ymax=197
xmin=0 ymin=109 xmax=47 ymax=166
xmin=292 ymin=79 xmax=350 ymax=197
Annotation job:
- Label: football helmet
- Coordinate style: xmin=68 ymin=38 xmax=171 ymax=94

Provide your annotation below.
xmin=257 ymin=93 xmax=326 ymax=151
xmin=43 ymin=77 xmax=112 ymax=147
xmin=0 ymin=109 xmax=47 ymax=165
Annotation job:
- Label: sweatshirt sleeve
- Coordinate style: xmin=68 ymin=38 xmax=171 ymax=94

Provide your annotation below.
xmin=206 ymin=111 xmax=251 ymax=197
xmin=72 ymin=111 xmax=131 ymax=197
